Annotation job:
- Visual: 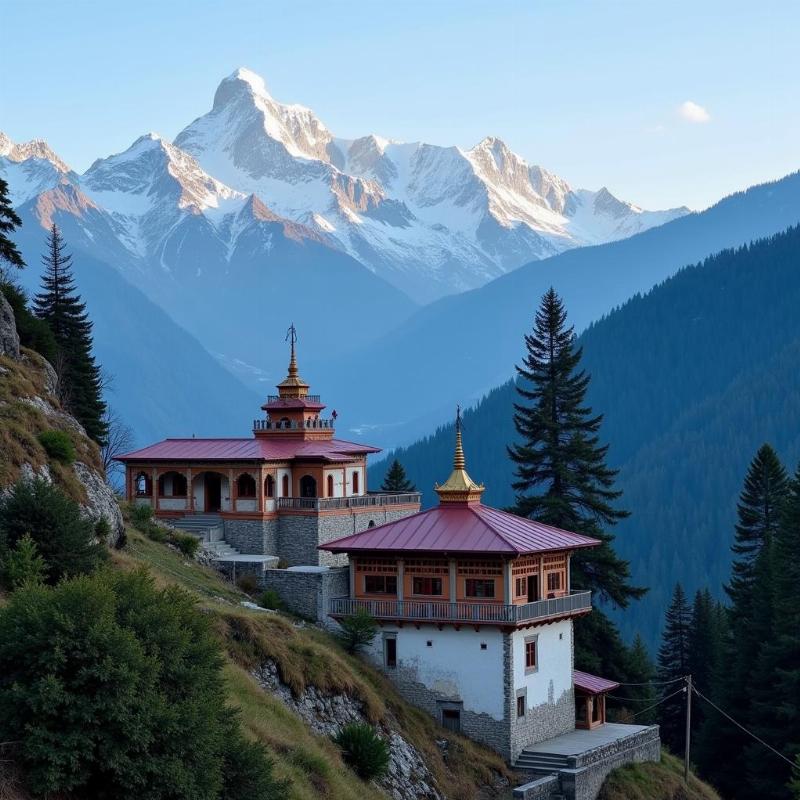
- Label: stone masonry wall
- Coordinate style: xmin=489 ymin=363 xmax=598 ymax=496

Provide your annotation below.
xmin=224 ymin=518 xmax=279 ymax=555
xmin=390 ymin=664 xmax=511 ymax=760
xmin=559 ymin=726 xmax=661 ymax=800
xmin=260 ymin=566 xmax=348 ymax=625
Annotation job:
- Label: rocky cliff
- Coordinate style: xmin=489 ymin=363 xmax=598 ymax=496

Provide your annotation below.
xmin=0 ymin=291 xmax=123 ymax=545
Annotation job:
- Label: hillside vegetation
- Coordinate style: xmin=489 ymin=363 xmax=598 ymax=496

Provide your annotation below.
xmin=376 ymin=226 xmax=800 ymax=646
xmin=598 ymin=752 xmax=720 ymax=800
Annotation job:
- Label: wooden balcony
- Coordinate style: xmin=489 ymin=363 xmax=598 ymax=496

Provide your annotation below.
xmin=277 ymin=492 xmax=421 ymax=511
xmin=328 ymin=590 xmax=592 ymax=627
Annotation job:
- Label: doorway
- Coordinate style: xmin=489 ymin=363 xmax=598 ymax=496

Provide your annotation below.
xmin=384 ymin=637 xmax=397 ymax=669
xmin=441 ymin=709 xmax=461 ymax=733
xmin=527 ymin=574 xmax=540 ymax=602
xmin=205 ymin=473 xmax=222 ymax=512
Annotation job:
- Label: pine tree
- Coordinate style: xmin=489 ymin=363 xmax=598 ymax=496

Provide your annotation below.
xmin=34 ymin=225 xmax=107 ymax=443
xmin=744 ymin=464 xmax=800 ymax=800
xmin=508 ymin=288 xmax=644 ymax=608
xmin=380 ymin=459 xmax=416 ymax=492
xmin=701 ymin=444 xmax=791 ymax=798
xmin=0 ymin=177 xmax=25 ymax=273
xmin=656 ymin=583 xmax=691 ymax=753
xmin=726 ymin=443 xmax=789 ymax=610
xmin=687 ymin=589 xmax=723 ymax=738
xmin=620 ymin=634 xmax=657 ymax=723
xmin=507 ymin=288 xmax=645 ymax=671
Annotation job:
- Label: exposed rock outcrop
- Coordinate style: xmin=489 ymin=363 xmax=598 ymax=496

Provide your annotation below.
xmin=0 ymin=292 xmax=20 ymax=359
xmin=254 ymin=660 xmax=444 ymax=800
xmin=0 ymin=295 xmax=124 ymax=546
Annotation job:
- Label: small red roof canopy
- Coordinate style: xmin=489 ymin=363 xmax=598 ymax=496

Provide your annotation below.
xmin=573 ymin=670 xmax=620 ymax=695
xmin=115 ymin=437 xmax=380 ymax=463
xmin=319 ymin=503 xmax=599 ymax=556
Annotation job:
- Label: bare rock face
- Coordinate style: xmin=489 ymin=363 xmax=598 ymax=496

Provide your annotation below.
xmin=0 ymin=292 xmax=21 ymax=360
xmin=73 ymin=462 xmax=125 ymax=547
xmin=254 ymin=660 xmax=444 ymax=800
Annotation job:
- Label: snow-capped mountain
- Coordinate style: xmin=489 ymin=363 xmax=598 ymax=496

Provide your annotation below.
xmin=175 ymin=68 xmax=689 ymax=301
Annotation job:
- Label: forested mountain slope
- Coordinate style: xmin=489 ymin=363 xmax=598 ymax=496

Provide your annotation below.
xmin=373 ymin=226 xmax=800 ymax=646
xmin=317 ymin=171 xmax=800 ymax=447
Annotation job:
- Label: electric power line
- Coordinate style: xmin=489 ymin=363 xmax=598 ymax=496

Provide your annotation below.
xmin=615 ymin=676 xmax=686 ymax=687
xmin=691 ymin=686 xmax=795 ymax=768
xmin=628 ymin=685 xmax=686 ymax=719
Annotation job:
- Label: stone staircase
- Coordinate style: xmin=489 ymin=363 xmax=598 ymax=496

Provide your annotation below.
xmin=514 ymin=750 xmax=570 ymax=774
xmin=203 ymin=540 xmax=242 ymax=559
xmin=170 ymin=513 xmax=224 ymax=543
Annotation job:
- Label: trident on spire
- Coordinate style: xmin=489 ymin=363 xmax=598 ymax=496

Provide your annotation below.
xmin=285 ymin=323 xmax=298 ymax=376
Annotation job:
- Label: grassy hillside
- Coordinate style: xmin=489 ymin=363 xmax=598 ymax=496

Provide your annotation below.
xmin=111 ymin=527 xmax=511 ymax=800
xmin=598 ymin=752 xmax=720 ymax=800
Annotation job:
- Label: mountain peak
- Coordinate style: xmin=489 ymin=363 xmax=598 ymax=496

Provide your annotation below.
xmin=0 ymin=131 xmax=71 ymax=173
xmin=213 ymin=67 xmax=273 ymax=110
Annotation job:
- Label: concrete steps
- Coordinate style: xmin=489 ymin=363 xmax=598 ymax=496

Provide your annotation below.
xmin=170 ymin=514 xmax=224 ymax=542
xmin=514 ymin=750 xmax=569 ymax=774
xmin=203 ymin=540 xmax=241 ymax=559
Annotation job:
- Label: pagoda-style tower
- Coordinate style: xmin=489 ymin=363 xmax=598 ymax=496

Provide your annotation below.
xmin=254 ymin=324 xmax=335 ymax=440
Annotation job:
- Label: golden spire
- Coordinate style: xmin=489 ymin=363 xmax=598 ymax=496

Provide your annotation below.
xmin=435 ymin=406 xmax=485 ymax=504
xmin=276 ymin=323 xmax=309 ymax=398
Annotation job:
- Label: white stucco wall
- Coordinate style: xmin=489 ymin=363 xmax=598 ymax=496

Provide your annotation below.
xmin=367 ymin=626 xmax=506 ymax=719
xmin=512 ymin=619 xmax=573 ymax=708
xmin=159 ymin=498 xmax=187 ymax=511
xmin=346 ymin=466 xmax=364 ymax=496
xmin=277 ymin=468 xmax=292 ymax=497
xmin=325 ymin=469 xmax=344 ymax=497
xmin=235 ymin=499 xmax=257 ymax=512
xmin=192 ymin=475 xmax=204 ymax=510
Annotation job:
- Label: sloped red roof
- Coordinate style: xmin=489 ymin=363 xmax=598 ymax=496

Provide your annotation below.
xmin=115 ymin=437 xmax=380 ymax=462
xmin=319 ymin=503 xmax=599 ymax=556
xmin=573 ymin=670 xmax=620 ymax=695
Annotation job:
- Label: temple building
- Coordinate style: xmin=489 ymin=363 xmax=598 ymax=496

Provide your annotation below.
xmin=117 ymin=328 xmax=420 ymax=566
xmin=320 ymin=413 xmax=659 ymax=780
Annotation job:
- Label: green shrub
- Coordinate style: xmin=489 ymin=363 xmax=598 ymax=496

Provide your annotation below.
xmin=172 ymin=532 xmax=200 ymax=558
xmin=333 ymin=722 xmax=389 ymax=780
xmin=259 ymin=589 xmax=284 ymax=611
xmin=0 ymin=478 xmax=102 ymax=583
xmin=37 ymin=430 xmax=76 ymax=464
xmin=0 ymin=569 xmax=286 ymax=800
xmin=145 ymin=523 xmax=168 ymax=543
xmin=129 ymin=503 xmax=153 ymax=529
xmin=337 ymin=608 xmax=378 ymax=654
xmin=1 ymin=534 xmax=46 ymax=590
xmin=236 ymin=573 xmax=259 ymax=595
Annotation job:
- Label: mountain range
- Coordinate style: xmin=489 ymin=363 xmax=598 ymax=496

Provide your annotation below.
xmin=1 ymin=67 xmax=687 ymax=392
xmin=373 ymin=225 xmax=800 ymax=646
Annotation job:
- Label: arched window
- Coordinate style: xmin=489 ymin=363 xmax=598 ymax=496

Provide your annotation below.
xmin=282 ymin=474 xmax=290 ymax=497
xmin=265 ymin=475 xmax=274 ymax=498
xmin=300 ymin=475 xmax=317 ymax=498
xmin=135 ymin=472 xmax=152 ymax=496
xmin=327 ymin=474 xmax=334 ymax=498
xmin=236 ymin=473 xmax=256 ymax=498
xmin=368 ymin=520 xmax=376 ymax=528
xmin=352 ymin=471 xmax=360 ymax=495
xmin=158 ymin=471 xmax=187 ymax=497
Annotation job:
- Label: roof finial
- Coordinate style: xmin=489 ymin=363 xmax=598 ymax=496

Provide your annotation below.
xmin=435 ymin=404 xmax=485 ymax=504
xmin=454 ymin=404 xmax=466 ymax=471
xmin=286 ymin=323 xmax=298 ymax=377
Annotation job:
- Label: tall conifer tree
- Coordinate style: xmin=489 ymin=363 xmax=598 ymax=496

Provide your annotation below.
xmin=508 ymin=288 xmax=645 ymax=670
xmin=0 ymin=177 xmax=25 ymax=273
xmin=34 ymin=225 xmax=107 ymax=443
xmin=744 ymin=464 xmax=800 ymax=800
xmin=381 ymin=459 xmax=416 ymax=492
xmin=656 ymin=583 xmax=691 ymax=753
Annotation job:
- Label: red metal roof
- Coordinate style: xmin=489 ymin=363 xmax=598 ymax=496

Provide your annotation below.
xmin=319 ymin=503 xmax=600 ymax=556
xmin=573 ymin=670 xmax=620 ymax=695
xmin=116 ymin=437 xmax=380 ymax=462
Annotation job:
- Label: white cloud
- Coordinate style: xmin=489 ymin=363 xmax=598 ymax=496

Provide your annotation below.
xmin=678 ymin=100 xmax=711 ymax=123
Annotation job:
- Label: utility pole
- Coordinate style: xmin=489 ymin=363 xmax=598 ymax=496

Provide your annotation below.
xmin=684 ymin=674 xmax=692 ymax=783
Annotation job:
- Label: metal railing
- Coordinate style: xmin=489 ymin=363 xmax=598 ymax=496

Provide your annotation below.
xmin=328 ymin=591 xmax=592 ymax=624
xmin=253 ymin=418 xmax=334 ymax=431
xmin=277 ymin=492 xmax=421 ymax=511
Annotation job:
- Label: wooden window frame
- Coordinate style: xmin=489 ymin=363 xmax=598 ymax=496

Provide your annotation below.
xmin=464 ymin=578 xmax=496 ymax=599
xmin=364 ymin=575 xmax=398 ymax=595
xmin=525 ymin=634 xmax=538 ymax=674
xmin=412 ymin=576 xmax=444 ymax=596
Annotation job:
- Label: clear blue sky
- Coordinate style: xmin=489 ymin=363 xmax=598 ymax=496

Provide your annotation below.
xmin=2 ymin=0 xmax=798 ymax=210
